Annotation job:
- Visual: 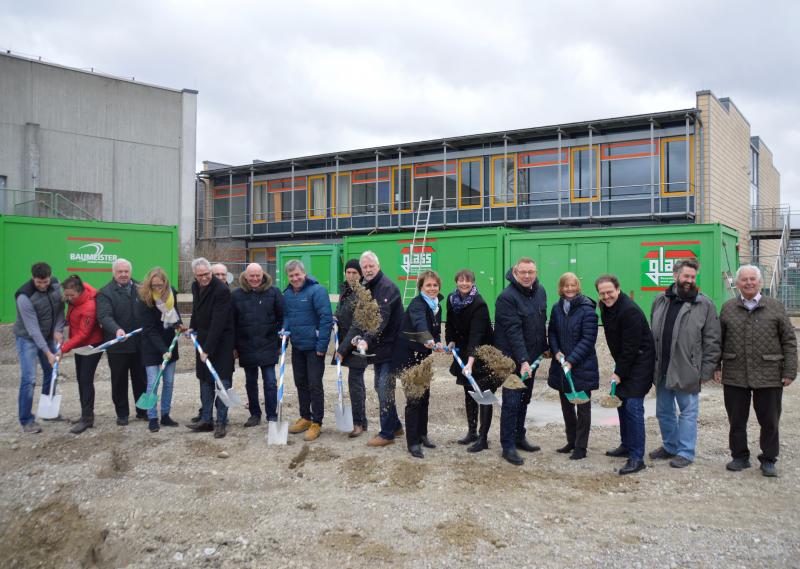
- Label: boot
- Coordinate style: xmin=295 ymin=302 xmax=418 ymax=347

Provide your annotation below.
xmin=457 ymin=395 xmax=479 ymax=445
xmin=214 ymin=423 xmax=227 ymax=439
xmin=160 ymin=414 xmax=179 ymax=427
xmin=70 ymin=416 xmax=94 ymax=435
xmin=148 ymin=418 xmax=160 ymax=432
xmin=468 ymin=404 xmax=492 ymax=453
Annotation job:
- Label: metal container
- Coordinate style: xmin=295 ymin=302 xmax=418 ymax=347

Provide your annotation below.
xmin=275 ymin=243 xmax=342 ymax=297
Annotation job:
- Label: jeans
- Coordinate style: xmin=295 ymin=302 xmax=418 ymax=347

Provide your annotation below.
xmin=559 ymin=390 xmax=592 ymax=450
xmin=199 ymin=372 xmax=232 ymax=425
xmin=245 ymin=365 xmax=277 ymax=421
xmin=346 ymin=366 xmax=367 ymax=429
xmin=500 ymin=374 xmax=535 ymax=451
xmin=655 ymin=382 xmax=699 ymax=461
xmin=617 ymin=396 xmax=645 ymax=461
xmin=724 ymin=384 xmax=782 ymax=464
xmin=374 ymin=361 xmax=402 ymax=439
xmin=75 ymin=352 xmax=102 ymax=419
xmin=292 ymin=349 xmax=325 ymax=425
xmin=16 ymin=335 xmax=55 ymax=426
xmin=108 ymin=351 xmax=147 ymax=419
xmin=145 ymin=362 xmax=176 ymax=420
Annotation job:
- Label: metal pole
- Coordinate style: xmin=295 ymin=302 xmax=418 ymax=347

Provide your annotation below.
xmin=374 ymin=151 xmax=380 ymax=229
xmin=650 ymin=119 xmax=655 ymax=217
xmin=335 ymin=157 xmax=340 ymax=232
xmin=442 ymin=142 xmax=447 ymax=216
xmin=228 ymin=170 xmax=233 ymax=237
xmin=249 ymin=167 xmax=254 ymax=237
xmin=588 ymin=128 xmax=593 ymax=220
xmin=503 ymin=136 xmax=508 ymax=224
xmin=557 ymin=130 xmax=563 ymax=220
xmin=398 ymin=149 xmax=403 ymax=229
xmin=685 ymin=114 xmax=691 ymax=215
xmin=290 ymin=162 xmax=295 ymax=235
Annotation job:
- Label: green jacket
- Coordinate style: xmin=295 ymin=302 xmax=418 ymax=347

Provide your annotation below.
xmin=719 ymin=295 xmax=797 ymax=389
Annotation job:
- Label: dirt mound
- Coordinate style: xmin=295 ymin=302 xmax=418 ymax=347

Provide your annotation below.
xmin=389 ymin=459 xmax=428 ymax=489
xmin=96 ymin=448 xmax=131 ymax=479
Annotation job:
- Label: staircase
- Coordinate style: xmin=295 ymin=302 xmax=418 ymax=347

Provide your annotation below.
xmin=2 ymin=188 xmax=97 ymax=221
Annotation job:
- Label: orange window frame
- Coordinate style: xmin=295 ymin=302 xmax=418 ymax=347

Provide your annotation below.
xmin=601 ymin=139 xmax=659 ymax=160
xmin=391 ymin=165 xmax=413 ymax=214
xmin=252 ymin=181 xmax=267 ymax=222
xmin=457 ymin=158 xmax=483 ymax=209
xmin=518 ymin=148 xmax=568 ymax=168
xmin=660 ymin=136 xmax=695 ymax=197
xmin=332 ymin=172 xmax=352 ymax=217
xmin=569 ymin=146 xmax=601 ymax=202
xmin=490 ymin=154 xmax=517 ymax=207
xmin=413 ymin=160 xmax=457 ymax=179
xmin=213 ymin=183 xmax=247 ymax=198
xmin=307 ymin=175 xmax=327 ymax=219
xmin=352 ymin=167 xmax=389 ymax=184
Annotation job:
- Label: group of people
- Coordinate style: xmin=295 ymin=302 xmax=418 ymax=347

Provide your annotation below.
xmin=13 ymin=251 xmax=796 ymax=477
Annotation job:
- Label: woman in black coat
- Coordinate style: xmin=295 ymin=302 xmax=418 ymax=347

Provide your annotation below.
xmin=392 ymin=270 xmax=445 ymax=459
xmin=445 ymin=269 xmax=495 ymax=452
xmin=136 ymin=267 xmax=183 ymax=433
xmin=596 ymin=274 xmax=655 ymax=475
xmin=547 ymin=272 xmax=599 ymax=460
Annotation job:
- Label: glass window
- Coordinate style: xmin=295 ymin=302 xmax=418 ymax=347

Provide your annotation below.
xmin=571 ymin=147 xmax=598 ymax=200
xmin=518 ymin=163 xmax=568 ymax=203
xmin=352 ymin=183 xmax=376 ymax=215
xmin=267 ymin=177 xmax=306 ymax=220
xmin=392 ymin=166 xmax=412 ymax=212
xmin=253 ymin=182 xmax=267 ymax=221
xmin=308 ymin=175 xmax=326 ymax=218
xmin=334 ymin=173 xmax=351 ymax=216
xmin=601 ymin=157 xmax=657 ymax=198
xmin=459 ymin=159 xmax=481 ymax=207
xmin=662 ymin=139 xmax=691 ymax=194
xmin=491 ymin=155 xmax=516 ymax=206
xmin=602 ymin=141 xmax=656 ymax=159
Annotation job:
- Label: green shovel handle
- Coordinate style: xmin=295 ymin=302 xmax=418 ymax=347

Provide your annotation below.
xmin=610 ymin=380 xmax=617 ymax=397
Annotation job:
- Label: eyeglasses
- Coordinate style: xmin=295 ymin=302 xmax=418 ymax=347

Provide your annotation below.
xmin=195 ymin=272 xmax=211 ymax=278
xmin=151 ymin=283 xmax=165 ymax=289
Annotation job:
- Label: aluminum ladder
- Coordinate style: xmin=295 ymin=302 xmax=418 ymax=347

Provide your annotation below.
xmin=401 ymin=196 xmax=434 ymax=306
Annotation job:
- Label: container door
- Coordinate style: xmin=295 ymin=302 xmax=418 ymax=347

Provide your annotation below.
xmin=309 ymin=253 xmax=332 ymax=292
xmin=539 ymin=244 xmax=571 ymax=281
xmin=575 ymin=242 xmax=608 ymax=289
xmin=468 ymin=247 xmax=496 ymax=303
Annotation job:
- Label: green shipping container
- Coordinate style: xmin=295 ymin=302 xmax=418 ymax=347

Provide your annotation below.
xmin=504 ymin=223 xmax=739 ymax=317
xmin=344 ymin=227 xmax=521 ymax=318
xmin=275 ymin=243 xmax=342 ymax=297
xmin=0 ymin=215 xmax=179 ymax=324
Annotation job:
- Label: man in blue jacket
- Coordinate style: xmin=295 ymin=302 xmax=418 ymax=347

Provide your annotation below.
xmin=283 ymin=260 xmax=333 ymax=442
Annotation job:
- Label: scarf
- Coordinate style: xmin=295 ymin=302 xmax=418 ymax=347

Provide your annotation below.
xmin=421 ymin=293 xmax=440 ymax=315
xmin=449 ymin=285 xmax=478 ymax=313
xmin=563 ymin=299 xmax=572 ymax=315
xmin=153 ymin=288 xmax=179 ymax=328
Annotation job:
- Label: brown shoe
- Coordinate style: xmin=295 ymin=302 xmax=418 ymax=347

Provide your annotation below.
xmin=288 ymin=418 xmax=312 ymax=434
xmin=304 ymin=423 xmax=321 ymax=441
xmin=348 ymin=425 xmax=364 ymax=439
xmin=394 ymin=427 xmax=405 ymax=437
xmin=367 ymin=435 xmax=394 ymax=447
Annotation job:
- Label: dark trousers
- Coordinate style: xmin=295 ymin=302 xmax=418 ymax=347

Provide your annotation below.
xmin=107 ymin=351 xmax=146 ymax=419
xmin=463 ymin=384 xmax=494 ymax=435
xmin=200 ymin=373 xmax=232 ymax=425
xmin=292 ymin=349 xmax=325 ymax=425
xmin=347 ymin=366 xmax=367 ymax=429
xmin=724 ymin=384 xmax=783 ymax=464
xmin=559 ymin=390 xmax=592 ymax=450
xmin=75 ymin=352 xmax=102 ymax=419
xmin=405 ymin=388 xmax=430 ymax=446
xmin=500 ymin=376 xmax=535 ymax=451
xmin=617 ymin=396 xmax=645 ymax=461
xmin=244 ymin=365 xmax=277 ymax=421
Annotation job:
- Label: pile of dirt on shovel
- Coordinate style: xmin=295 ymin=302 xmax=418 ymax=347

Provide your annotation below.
xmin=352 ymin=281 xmax=382 ymax=334
xmin=475 ymin=345 xmax=520 ymax=389
xmin=399 ymin=356 xmax=434 ymax=400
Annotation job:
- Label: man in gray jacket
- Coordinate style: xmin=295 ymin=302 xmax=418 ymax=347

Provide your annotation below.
xmin=650 ymin=258 xmax=721 ymax=468
xmin=715 ymin=265 xmax=797 ymax=477
xmin=14 ymin=262 xmax=65 ymax=433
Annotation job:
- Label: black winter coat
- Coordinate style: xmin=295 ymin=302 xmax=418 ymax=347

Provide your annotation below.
xmin=96 ymin=279 xmax=142 ymax=354
xmin=190 ymin=276 xmax=234 ymax=380
xmin=547 ymin=294 xmax=600 ymax=392
xmin=390 ymin=294 xmax=442 ymax=374
xmin=331 ymin=282 xmax=368 ymax=369
xmin=444 ymin=291 xmax=494 ymax=386
xmin=493 ymin=271 xmax=548 ymax=371
xmin=136 ymin=287 xmax=182 ymax=367
xmin=232 ymin=272 xmax=284 ymax=368
xmin=361 ymin=271 xmax=404 ymax=364
xmin=600 ymin=292 xmax=655 ymax=398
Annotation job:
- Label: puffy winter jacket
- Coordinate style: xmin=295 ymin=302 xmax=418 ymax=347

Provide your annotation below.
xmin=232 ymin=272 xmax=284 ymax=367
xmin=136 ymin=286 xmax=183 ymax=367
xmin=547 ymin=294 xmax=600 ymax=392
xmin=283 ymin=275 xmax=333 ymax=353
xmin=493 ymin=270 xmax=548 ymax=370
xmin=61 ymin=283 xmax=103 ymax=354
xmin=390 ymin=294 xmax=442 ymax=374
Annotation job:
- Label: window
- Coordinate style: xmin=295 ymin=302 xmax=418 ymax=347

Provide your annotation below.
xmin=308 ymin=175 xmax=327 ymax=218
xmin=253 ymin=182 xmax=267 ymax=222
xmin=570 ymin=147 xmax=599 ymax=201
xmin=0 ymin=175 xmax=6 ymax=190
xmin=458 ymin=158 xmax=482 ymax=208
xmin=391 ymin=165 xmax=412 ymax=213
xmin=352 ymin=167 xmax=389 ymax=214
xmin=213 ymin=183 xmax=246 ymax=198
xmin=491 ymin=155 xmax=516 ymax=206
xmin=600 ymin=140 xmax=659 ymax=198
xmin=333 ymin=173 xmax=352 ymax=216
xmin=413 ymin=161 xmax=456 ymax=210
xmin=266 ymin=177 xmax=306 ymax=221
xmin=518 ymin=149 xmax=568 ymax=204
xmin=661 ymin=137 xmax=694 ymax=195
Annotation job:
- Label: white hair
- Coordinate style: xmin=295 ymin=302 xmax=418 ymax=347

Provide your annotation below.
xmin=736 ymin=264 xmax=763 ymax=283
xmin=285 ymin=259 xmax=305 ymax=273
xmin=112 ymin=258 xmax=131 ymax=271
xmin=360 ymin=250 xmax=380 ymax=267
xmin=191 ymin=257 xmax=211 ymax=272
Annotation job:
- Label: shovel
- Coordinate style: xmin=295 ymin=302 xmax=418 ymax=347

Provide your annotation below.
xmin=501 ymin=354 xmax=544 ymax=389
xmin=268 ymin=333 xmax=290 ymax=445
xmin=136 ymin=331 xmax=181 ymax=411
xmin=332 ymin=323 xmax=354 ymax=432
xmin=559 ymin=356 xmax=591 ymax=405
xmin=36 ymin=343 xmax=62 ymax=419
xmin=190 ymin=333 xmax=242 ymax=408
xmin=600 ymin=379 xmax=623 ymax=408
xmin=72 ymin=328 xmax=143 ymax=356
xmin=449 ymin=347 xmax=497 ymax=405
xmin=404 ymin=330 xmax=435 ymax=345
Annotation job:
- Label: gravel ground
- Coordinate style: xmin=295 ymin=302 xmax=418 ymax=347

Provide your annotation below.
xmin=0 ymin=326 xmax=798 ymax=568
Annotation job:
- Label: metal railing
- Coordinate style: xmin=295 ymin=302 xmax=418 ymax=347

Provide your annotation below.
xmin=752 ymin=205 xmax=789 ymax=232
xmin=1 ymin=188 xmax=97 ymax=221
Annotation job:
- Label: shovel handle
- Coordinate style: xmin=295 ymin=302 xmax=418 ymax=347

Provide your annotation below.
xmin=610 ymin=379 xmax=617 ymax=397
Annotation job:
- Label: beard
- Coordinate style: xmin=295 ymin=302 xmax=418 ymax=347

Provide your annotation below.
xmin=677 ymin=281 xmax=698 ymax=297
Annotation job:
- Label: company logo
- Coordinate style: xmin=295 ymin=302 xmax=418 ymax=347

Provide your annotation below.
xmin=399 ymin=242 xmax=436 ymax=281
xmin=641 ymin=241 xmax=699 ymax=290
xmin=69 ymin=242 xmax=119 ymax=264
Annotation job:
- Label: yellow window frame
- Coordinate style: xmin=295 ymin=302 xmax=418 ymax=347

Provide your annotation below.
xmin=252 ymin=181 xmax=267 ymax=223
xmin=391 ymin=165 xmax=413 ymax=214
xmin=332 ymin=172 xmax=352 ymax=218
xmin=569 ymin=146 xmax=601 ymax=202
xmin=457 ymin=158 xmax=483 ymax=209
xmin=307 ymin=175 xmax=327 ymax=219
xmin=660 ymin=136 xmax=695 ymax=197
xmin=490 ymin=154 xmax=517 ymax=207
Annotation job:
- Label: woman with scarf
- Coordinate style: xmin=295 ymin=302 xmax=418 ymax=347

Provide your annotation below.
xmin=136 ymin=267 xmax=183 ymax=432
xmin=547 ymin=272 xmax=599 ymax=460
xmin=392 ymin=270 xmax=445 ymax=459
xmin=445 ymin=269 xmax=495 ymax=452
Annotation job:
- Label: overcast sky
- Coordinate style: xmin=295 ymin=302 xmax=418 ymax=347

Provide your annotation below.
xmin=3 ymin=0 xmax=798 ymax=208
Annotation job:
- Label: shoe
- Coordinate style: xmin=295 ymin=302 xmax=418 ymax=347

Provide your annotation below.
xmin=467 ymin=437 xmax=488 ymax=453
xmin=457 ymin=430 xmax=478 ymax=445
xmin=22 ymin=422 xmax=42 ymax=434
xmin=186 ymin=421 xmax=214 ymax=432
xmin=190 ymin=414 xmax=201 ymax=424
xmin=606 ymin=445 xmax=630 ymax=458
xmin=516 ymin=439 xmax=541 ymax=453
xmin=394 ymin=427 xmax=405 ymax=437
xmin=214 ymin=423 xmax=227 ymax=439
xmin=135 ymin=411 xmax=148 ymax=421
xmin=160 ymin=414 xmax=179 ymax=427
xmin=243 ymin=415 xmax=261 ymax=428
xmin=760 ymin=462 xmax=778 ymax=477
xmin=502 ymin=448 xmax=524 ymax=466
xmin=619 ymin=459 xmax=646 ymax=475
xmin=116 ymin=417 xmax=129 ymax=426
xmin=304 ymin=423 xmax=321 ymax=442
xmin=288 ymin=418 xmax=312 ymax=434
xmin=570 ymin=448 xmax=587 ymax=460
xmin=408 ymin=444 xmax=424 ymax=459
xmin=557 ymin=443 xmax=575 ymax=454
xmin=649 ymin=446 xmax=676 ymax=460
xmin=367 ymin=435 xmax=394 ymax=447
xmin=669 ymin=456 xmax=692 ymax=468
xmin=148 ymin=419 xmax=160 ymax=432
xmin=420 ymin=436 xmax=436 ymax=449
xmin=349 ymin=425 xmax=364 ymax=439
xmin=726 ymin=458 xmax=751 ymax=472
xmin=69 ymin=418 xmax=93 ymax=434
xmin=42 ymin=414 xmax=65 ymax=422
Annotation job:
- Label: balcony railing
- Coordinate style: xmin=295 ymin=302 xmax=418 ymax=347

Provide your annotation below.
xmin=0 ymin=188 xmax=97 ymax=221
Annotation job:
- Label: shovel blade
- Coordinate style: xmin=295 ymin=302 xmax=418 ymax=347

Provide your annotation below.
xmin=215 ymin=388 xmax=234 ymax=408
xmin=225 ymin=388 xmax=243 ymax=407
xmin=267 ymin=420 xmax=289 ymax=445
xmin=36 ymin=394 xmax=62 ymax=419
xmin=335 ymin=403 xmax=354 ymax=432
xmin=136 ymin=392 xmax=158 ymax=411
xmin=72 ymin=345 xmax=102 ymax=356
xmin=469 ymin=389 xmax=499 ymax=406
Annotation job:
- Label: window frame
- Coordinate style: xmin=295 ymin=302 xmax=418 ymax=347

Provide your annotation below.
xmin=569 ymin=146 xmax=601 ymax=203
xmin=391 ymin=165 xmax=413 ymax=214
xmin=332 ymin=172 xmax=352 ymax=217
xmin=252 ymin=181 xmax=268 ymax=223
xmin=490 ymin=154 xmax=517 ymax=207
xmin=660 ymin=136 xmax=695 ymax=197
xmin=457 ymin=157 xmax=483 ymax=209
xmin=307 ymin=174 xmax=327 ymax=219
xmin=213 ymin=183 xmax=247 ymax=199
